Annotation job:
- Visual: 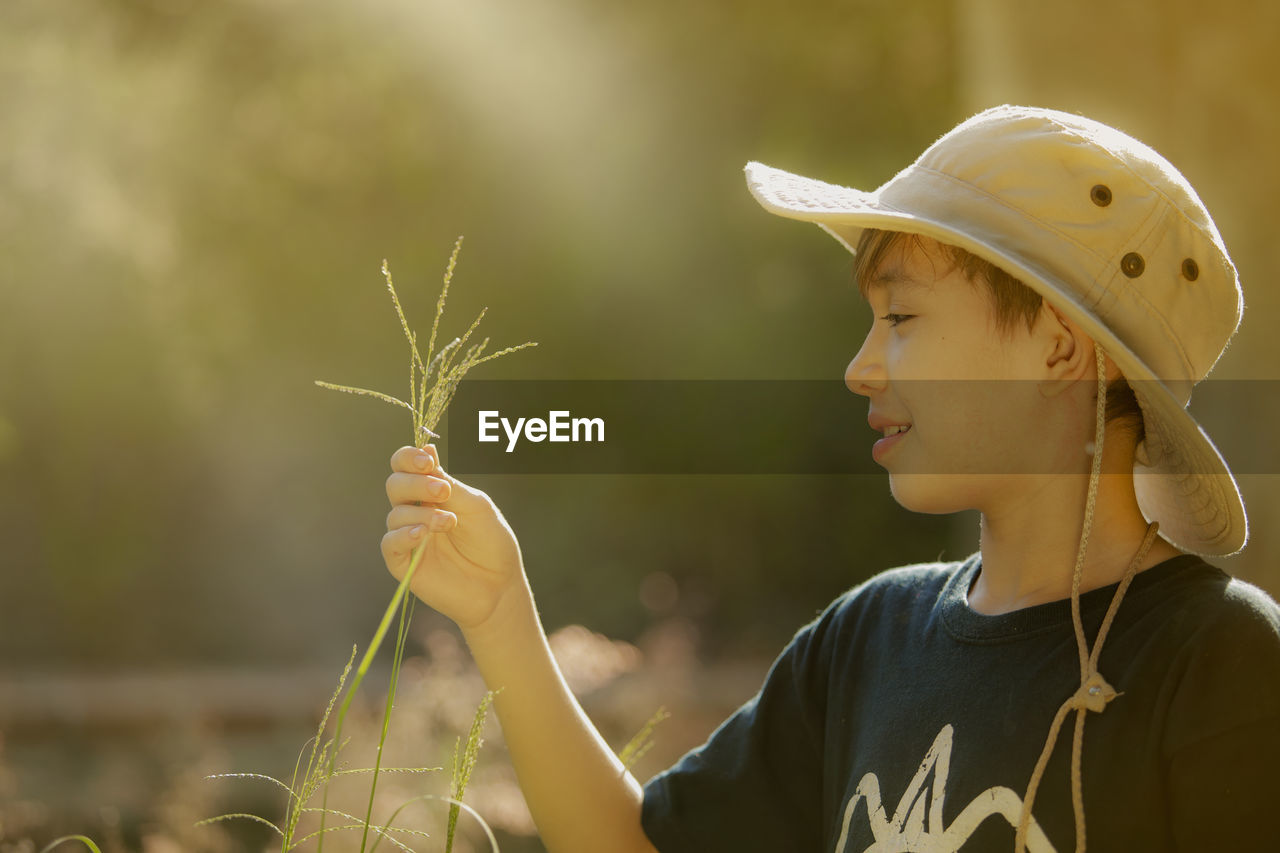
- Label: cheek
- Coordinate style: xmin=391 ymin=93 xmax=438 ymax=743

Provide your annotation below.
xmin=907 ymin=382 xmax=1046 ymax=475
xmin=906 ymin=379 xmax=993 ymax=435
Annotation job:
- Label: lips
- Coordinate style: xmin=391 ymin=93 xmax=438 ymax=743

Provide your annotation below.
xmin=868 ymin=415 xmax=912 ymax=465
xmin=868 ymin=412 xmax=912 ymax=433
xmin=872 ymin=425 xmax=910 ymax=463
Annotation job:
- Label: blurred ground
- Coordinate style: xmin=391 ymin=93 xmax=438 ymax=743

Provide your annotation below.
xmin=1 ymin=621 xmax=768 ymax=852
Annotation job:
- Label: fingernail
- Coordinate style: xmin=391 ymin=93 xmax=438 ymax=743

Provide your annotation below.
xmin=410 ymin=525 xmax=424 ymax=538
xmin=415 ymin=452 xmax=432 ymax=471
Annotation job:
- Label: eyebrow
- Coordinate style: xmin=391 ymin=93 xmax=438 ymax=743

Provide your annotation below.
xmin=864 ymin=267 xmax=930 ymax=295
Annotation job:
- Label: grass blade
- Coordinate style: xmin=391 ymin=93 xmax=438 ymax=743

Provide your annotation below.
xmin=357 ymin=571 xmax=421 ymax=850
xmin=318 ymin=537 xmax=430 ymax=849
xmin=37 ymin=838 xmax=104 ymax=853
xmin=618 ymin=707 xmax=670 ymax=772
xmin=314 ymin=382 xmax=413 ymax=412
xmin=297 ymin=646 xmax=357 ymax=846
xmin=195 ymin=813 xmax=285 ymax=837
xmin=446 ymin=691 xmax=496 ymax=853
xmin=204 ymin=772 xmax=298 ymax=799
xmin=424 ymin=237 xmax=464 ymax=374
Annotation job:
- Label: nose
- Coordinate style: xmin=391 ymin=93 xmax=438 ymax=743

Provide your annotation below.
xmin=844 ymin=328 xmax=886 ymax=398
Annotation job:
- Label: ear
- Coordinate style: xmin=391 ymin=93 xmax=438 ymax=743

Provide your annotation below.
xmin=1038 ymin=303 xmax=1094 ymax=396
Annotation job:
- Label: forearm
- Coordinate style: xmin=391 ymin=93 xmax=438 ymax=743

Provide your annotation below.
xmin=462 ymin=580 xmax=659 ymax=853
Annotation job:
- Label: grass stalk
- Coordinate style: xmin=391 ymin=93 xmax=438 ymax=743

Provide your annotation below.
xmin=310 ymin=239 xmax=534 ymax=852
xmin=446 ymin=691 xmax=497 ymax=853
xmin=618 ymin=707 xmax=670 ymax=772
xmin=205 ymin=238 xmax=532 ymax=852
xmin=37 ymin=838 xmax=103 ymax=853
xmin=357 ymin=567 xmax=420 ymax=848
xmin=317 ymin=538 xmax=430 ymax=850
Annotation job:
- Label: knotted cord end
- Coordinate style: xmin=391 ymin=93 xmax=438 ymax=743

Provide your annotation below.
xmin=1071 ymin=671 xmax=1119 ymax=714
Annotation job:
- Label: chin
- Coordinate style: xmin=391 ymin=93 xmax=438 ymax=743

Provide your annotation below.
xmin=888 ymin=473 xmax=979 ymax=515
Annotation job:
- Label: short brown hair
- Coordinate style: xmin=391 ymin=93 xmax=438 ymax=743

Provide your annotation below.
xmin=852 ymin=228 xmax=1145 ymax=443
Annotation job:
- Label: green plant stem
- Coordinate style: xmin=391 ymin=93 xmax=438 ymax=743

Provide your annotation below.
xmin=37 ymin=837 xmax=103 ymax=853
xmin=358 ymin=569 xmax=419 ymax=850
xmin=369 ymin=795 xmax=501 ymax=853
xmin=317 ymin=535 xmax=430 ymax=851
xmin=289 ymin=647 xmax=356 ymax=848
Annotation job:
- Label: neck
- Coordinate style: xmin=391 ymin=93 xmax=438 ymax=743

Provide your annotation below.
xmin=969 ymin=467 xmax=1183 ymax=615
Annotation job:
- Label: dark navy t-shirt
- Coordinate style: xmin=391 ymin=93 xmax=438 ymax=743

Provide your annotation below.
xmin=641 ymin=554 xmax=1280 ymax=852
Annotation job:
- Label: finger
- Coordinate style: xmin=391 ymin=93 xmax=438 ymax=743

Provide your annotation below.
xmin=387 ymin=471 xmax=452 ymax=507
xmin=391 ymin=445 xmax=440 ymax=475
xmin=380 ymin=511 xmax=459 ymax=563
xmin=388 ymin=445 xmax=469 ymax=494
xmin=387 ymin=504 xmax=458 ymax=532
xmin=389 ymin=458 xmax=493 ymax=519
xmin=380 ymin=524 xmax=425 ymax=567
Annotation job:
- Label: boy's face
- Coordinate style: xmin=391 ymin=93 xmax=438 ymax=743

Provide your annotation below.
xmin=845 ymin=235 xmax=1091 ymax=515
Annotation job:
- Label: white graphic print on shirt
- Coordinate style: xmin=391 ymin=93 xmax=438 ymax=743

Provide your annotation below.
xmin=832 ymin=724 xmax=1055 ymax=853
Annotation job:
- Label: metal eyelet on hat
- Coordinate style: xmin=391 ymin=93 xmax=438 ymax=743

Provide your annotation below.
xmin=1182 ymin=258 xmax=1200 ymax=281
xmin=1121 ymin=252 xmax=1145 ymax=278
xmin=1090 ymin=184 xmax=1112 ymax=207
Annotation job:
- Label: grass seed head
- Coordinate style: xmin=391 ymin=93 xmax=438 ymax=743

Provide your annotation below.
xmin=316 ymin=238 xmax=536 ymax=448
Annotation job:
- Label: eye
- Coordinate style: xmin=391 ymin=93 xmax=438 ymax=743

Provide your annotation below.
xmin=879 ymin=312 xmax=914 ymax=327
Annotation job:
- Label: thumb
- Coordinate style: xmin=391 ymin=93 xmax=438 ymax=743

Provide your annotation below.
xmin=421 ymin=448 xmax=494 ymax=517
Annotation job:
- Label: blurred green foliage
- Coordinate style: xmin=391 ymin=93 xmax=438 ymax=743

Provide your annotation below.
xmin=1 ymin=0 xmax=1277 ymax=675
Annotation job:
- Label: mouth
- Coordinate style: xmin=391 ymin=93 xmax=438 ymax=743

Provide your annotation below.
xmin=872 ymin=424 xmax=911 ymax=463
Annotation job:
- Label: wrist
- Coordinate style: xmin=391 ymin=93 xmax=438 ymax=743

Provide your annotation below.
xmin=461 ymin=576 xmax=541 ymax=663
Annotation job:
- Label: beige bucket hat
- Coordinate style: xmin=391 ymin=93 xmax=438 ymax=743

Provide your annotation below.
xmin=746 ymin=104 xmax=1246 ymax=556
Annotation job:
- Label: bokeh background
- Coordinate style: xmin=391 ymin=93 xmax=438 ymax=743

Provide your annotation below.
xmin=2 ymin=0 xmax=1277 ymax=850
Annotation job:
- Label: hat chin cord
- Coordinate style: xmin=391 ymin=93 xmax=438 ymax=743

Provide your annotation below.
xmin=1014 ymin=342 xmax=1161 ymax=853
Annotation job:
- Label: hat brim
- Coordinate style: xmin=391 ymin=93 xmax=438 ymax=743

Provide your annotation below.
xmin=746 ymin=161 xmax=1247 ymax=556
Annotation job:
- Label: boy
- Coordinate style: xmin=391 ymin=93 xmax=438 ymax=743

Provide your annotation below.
xmin=379 ymin=106 xmax=1280 ymax=851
